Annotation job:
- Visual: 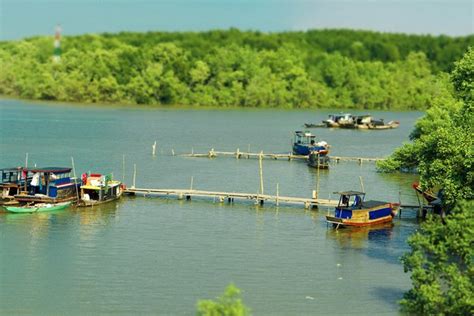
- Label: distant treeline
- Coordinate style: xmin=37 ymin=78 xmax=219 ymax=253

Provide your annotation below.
xmin=0 ymin=29 xmax=472 ymax=109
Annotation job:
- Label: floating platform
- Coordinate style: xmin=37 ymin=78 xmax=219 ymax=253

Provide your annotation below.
xmin=181 ymin=149 xmax=384 ymax=163
xmin=124 ymin=187 xmax=339 ymax=209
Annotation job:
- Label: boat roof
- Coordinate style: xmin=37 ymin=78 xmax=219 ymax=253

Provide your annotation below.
xmin=334 ymin=191 xmax=366 ymax=196
xmin=294 ymin=131 xmax=316 ymax=137
xmin=0 ymin=167 xmax=23 ymax=172
xmin=27 ymin=167 xmax=72 ymax=174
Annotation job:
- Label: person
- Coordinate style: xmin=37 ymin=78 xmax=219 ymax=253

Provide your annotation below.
xmin=342 ymin=195 xmax=349 ymax=207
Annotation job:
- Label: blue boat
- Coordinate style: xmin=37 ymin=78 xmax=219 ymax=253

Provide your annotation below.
xmin=292 ymin=131 xmax=329 ymax=156
xmin=326 ymin=191 xmax=399 ymax=228
xmin=14 ymin=167 xmax=81 ymax=204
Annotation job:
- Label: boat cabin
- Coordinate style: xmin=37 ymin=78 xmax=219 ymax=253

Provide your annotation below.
xmin=79 ymin=173 xmax=122 ymax=206
xmin=0 ymin=167 xmax=25 ymax=201
xmin=15 ymin=167 xmax=80 ymax=203
xmin=292 ymin=131 xmax=329 ymax=156
xmin=327 ymin=191 xmax=397 ymax=227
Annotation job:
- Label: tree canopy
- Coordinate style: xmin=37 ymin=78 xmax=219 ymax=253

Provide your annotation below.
xmin=378 ymin=48 xmax=473 ymax=314
xmin=0 ymin=29 xmax=472 ymax=109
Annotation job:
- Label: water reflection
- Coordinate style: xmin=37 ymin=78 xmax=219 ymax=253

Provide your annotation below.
xmin=326 ymin=223 xmax=394 ymax=249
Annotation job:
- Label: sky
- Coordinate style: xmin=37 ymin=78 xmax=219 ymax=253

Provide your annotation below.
xmin=0 ymin=0 xmax=473 ymax=40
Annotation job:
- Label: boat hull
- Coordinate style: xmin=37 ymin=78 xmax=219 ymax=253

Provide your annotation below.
xmin=5 ymin=202 xmax=71 ymax=213
xmin=326 ymin=202 xmax=398 ymax=227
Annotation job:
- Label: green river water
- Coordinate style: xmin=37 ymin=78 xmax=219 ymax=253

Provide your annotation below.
xmin=0 ymin=99 xmax=422 ymax=315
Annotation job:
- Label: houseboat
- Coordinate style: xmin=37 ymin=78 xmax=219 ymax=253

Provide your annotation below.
xmin=0 ymin=167 xmax=25 ymax=205
xmin=326 ymin=191 xmax=399 ymax=228
xmin=14 ymin=167 xmax=81 ymax=204
xmin=292 ymin=131 xmax=329 ymax=156
xmin=78 ymin=173 xmax=123 ymax=207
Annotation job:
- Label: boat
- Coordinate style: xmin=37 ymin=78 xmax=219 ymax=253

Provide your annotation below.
xmin=14 ymin=167 xmax=81 ymax=204
xmin=322 ymin=113 xmax=352 ymax=128
xmin=326 ymin=191 xmax=399 ymax=228
xmin=367 ymin=120 xmax=400 ymax=130
xmin=292 ymin=131 xmax=330 ymax=156
xmin=303 ymin=123 xmax=325 ymax=128
xmin=307 ymin=146 xmax=330 ymax=169
xmin=5 ymin=201 xmax=71 ymax=213
xmin=78 ymin=173 xmax=123 ymax=207
xmin=0 ymin=167 xmax=25 ymax=205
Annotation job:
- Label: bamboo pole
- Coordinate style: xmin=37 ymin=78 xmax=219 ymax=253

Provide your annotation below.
xmin=152 ymin=141 xmax=157 ymax=156
xmin=132 ymin=164 xmax=137 ymax=189
xmin=359 ymin=176 xmax=365 ymax=193
xmin=316 ymin=152 xmax=320 ymax=199
xmin=276 ymin=183 xmax=279 ymax=206
xmin=259 ymin=151 xmax=264 ymax=195
xmin=71 ymin=157 xmax=80 ymax=203
xmin=25 ymin=153 xmax=28 ymax=168
xmin=122 ymin=154 xmax=125 ymax=183
xmin=190 ymin=176 xmax=194 ymax=190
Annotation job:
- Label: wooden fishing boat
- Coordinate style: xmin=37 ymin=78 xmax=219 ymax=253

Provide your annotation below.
xmin=304 ymin=123 xmax=325 ymax=128
xmin=326 ymin=191 xmax=399 ymax=228
xmin=5 ymin=201 xmax=71 ymax=213
xmin=78 ymin=173 xmax=123 ymax=207
xmin=322 ymin=113 xmax=352 ymax=128
xmin=0 ymin=167 xmax=25 ymax=205
xmin=14 ymin=167 xmax=81 ymax=204
xmin=292 ymin=131 xmax=329 ymax=156
xmin=307 ymin=149 xmax=330 ymax=169
xmin=367 ymin=120 xmax=400 ymax=130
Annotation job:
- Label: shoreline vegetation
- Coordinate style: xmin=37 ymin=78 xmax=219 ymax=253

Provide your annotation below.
xmin=1 ymin=29 xmax=472 ymax=109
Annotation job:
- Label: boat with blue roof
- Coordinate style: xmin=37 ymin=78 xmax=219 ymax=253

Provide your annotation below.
xmin=326 ymin=191 xmax=399 ymax=227
xmin=14 ymin=167 xmax=81 ymax=204
xmin=292 ymin=131 xmax=330 ymax=156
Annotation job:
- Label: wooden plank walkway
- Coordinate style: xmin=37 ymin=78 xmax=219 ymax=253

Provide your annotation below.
xmin=124 ymin=187 xmax=339 ymax=209
xmin=181 ymin=149 xmax=385 ymax=163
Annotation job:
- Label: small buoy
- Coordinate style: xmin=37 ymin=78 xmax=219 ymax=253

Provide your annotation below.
xmin=336 ymin=263 xmax=341 ymax=267
xmin=338 ymin=277 xmax=343 ymax=280
xmin=305 ymin=296 xmax=315 ymax=300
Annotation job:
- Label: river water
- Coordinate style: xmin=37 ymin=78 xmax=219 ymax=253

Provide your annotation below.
xmin=0 ymin=98 xmax=422 ymax=315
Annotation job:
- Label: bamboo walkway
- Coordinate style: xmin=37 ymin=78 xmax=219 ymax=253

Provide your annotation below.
xmin=124 ymin=187 xmax=339 ymax=209
xmin=181 ymin=149 xmax=385 ymax=163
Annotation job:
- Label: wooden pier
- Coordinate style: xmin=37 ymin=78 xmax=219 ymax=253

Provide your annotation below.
xmin=124 ymin=187 xmax=339 ymax=209
xmin=181 ymin=149 xmax=385 ymax=163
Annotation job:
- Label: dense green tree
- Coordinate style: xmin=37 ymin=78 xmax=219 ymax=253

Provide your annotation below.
xmin=197 ymin=284 xmax=250 ymax=316
xmin=0 ymin=29 xmax=472 ymax=108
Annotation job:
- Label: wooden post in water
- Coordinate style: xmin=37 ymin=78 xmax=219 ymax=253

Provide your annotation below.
xmin=132 ymin=164 xmax=137 ymax=189
xmin=259 ymin=151 xmax=264 ymax=195
xmin=25 ymin=153 xmax=29 ymax=168
xmin=190 ymin=176 xmax=194 ymax=190
xmin=359 ymin=176 xmax=365 ymax=193
xmin=152 ymin=141 xmax=157 ymax=156
xmin=316 ymin=152 xmax=320 ymax=199
xmin=171 ymin=149 xmax=175 ymax=156
xmin=122 ymin=154 xmax=125 ymax=183
xmin=71 ymin=157 xmax=80 ymax=203
xmin=276 ymin=183 xmax=279 ymax=206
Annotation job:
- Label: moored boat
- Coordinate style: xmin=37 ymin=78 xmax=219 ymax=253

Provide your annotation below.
xmin=14 ymin=167 xmax=81 ymax=204
xmin=0 ymin=167 xmax=25 ymax=205
xmin=322 ymin=113 xmax=352 ymax=128
xmin=367 ymin=120 xmax=400 ymax=130
xmin=292 ymin=131 xmax=329 ymax=156
xmin=5 ymin=201 xmax=71 ymax=213
xmin=307 ymin=147 xmax=330 ymax=169
xmin=78 ymin=173 xmax=123 ymax=207
xmin=326 ymin=191 xmax=399 ymax=227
